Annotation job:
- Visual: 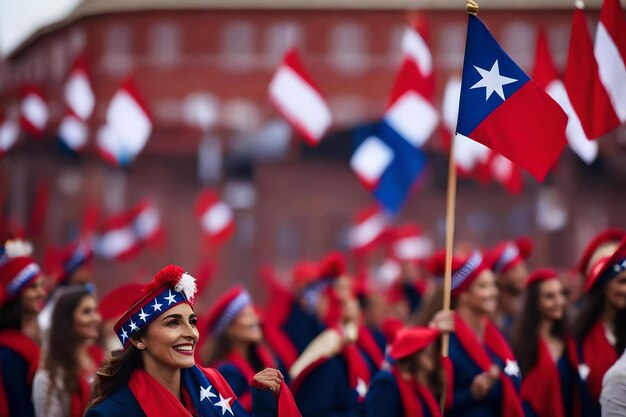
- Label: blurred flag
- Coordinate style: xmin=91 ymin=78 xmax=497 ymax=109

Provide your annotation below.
xmin=268 ymin=48 xmax=331 ymax=146
xmin=59 ymin=57 xmax=95 ymax=152
xmin=20 ymin=84 xmax=48 ymax=137
xmin=456 ymin=15 xmax=567 ymax=182
xmin=564 ymin=8 xmax=621 ymax=139
xmin=594 ymin=0 xmax=626 ymax=125
xmin=97 ymin=77 xmax=153 ymax=166
xmin=533 ymin=29 xmax=597 ymax=164
xmin=347 ymin=204 xmax=390 ymax=257
xmin=401 ymin=17 xmax=435 ymax=98
xmin=0 ymin=114 xmax=19 ymax=158
xmin=58 ymin=114 xmax=89 ymax=152
xmin=195 ymin=189 xmax=235 ymax=246
xmin=386 ymin=223 xmax=433 ymax=263
xmin=132 ymin=201 xmax=164 ymax=246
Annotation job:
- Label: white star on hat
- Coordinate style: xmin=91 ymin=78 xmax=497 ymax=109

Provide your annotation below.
xmin=200 ymin=384 xmax=217 ymax=401
xmin=129 ymin=319 xmax=139 ymax=332
xmin=165 ymin=290 xmax=177 ymax=305
xmin=470 ymin=60 xmax=517 ymax=101
xmin=504 ymin=359 xmax=520 ymax=378
xmin=120 ymin=328 xmax=128 ymax=343
xmin=214 ymin=394 xmax=233 ymax=416
xmin=151 ymin=298 xmax=162 ymax=312
xmin=138 ymin=308 xmax=150 ymax=322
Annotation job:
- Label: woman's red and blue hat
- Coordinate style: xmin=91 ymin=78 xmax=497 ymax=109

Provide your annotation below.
xmin=113 ymin=264 xmax=197 ymax=348
xmin=428 ymin=249 xmax=491 ymax=298
xmin=204 ymin=285 xmax=252 ymax=336
xmin=585 ymin=236 xmax=626 ymax=293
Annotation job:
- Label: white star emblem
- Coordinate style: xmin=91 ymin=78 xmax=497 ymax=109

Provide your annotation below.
xmin=138 ymin=308 xmax=150 ymax=322
xmin=470 ymin=60 xmax=518 ymax=101
xmin=200 ymin=384 xmax=217 ymax=401
xmin=120 ymin=328 xmax=128 ymax=343
xmin=151 ymin=298 xmax=162 ymax=312
xmin=165 ymin=290 xmax=177 ymax=305
xmin=504 ymin=359 xmax=520 ymax=378
xmin=129 ymin=319 xmax=139 ymax=333
xmin=578 ymin=363 xmax=590 ymax=381
xmin=214 ymin=394 xmax=233 ymax=416
xmin=355 ymin=377 xmax=368 ymax=398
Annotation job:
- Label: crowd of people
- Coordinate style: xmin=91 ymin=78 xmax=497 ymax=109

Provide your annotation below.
xmin=0 ymin=227 xmax=625 ymax=417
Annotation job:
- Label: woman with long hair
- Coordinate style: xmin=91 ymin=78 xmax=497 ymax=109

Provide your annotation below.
xmin=0 ymin=241 xmax=47 ymax=417
xmin=511 ymin=269 xmax=589 ymax=417
xmin=85 ymin=265 xmax=300 ymax=417
xmin=429 ymin=250 xmax=524 ymax=417
xmin=574 ymin=237 xmax=626 ymax=416
xmin=32 ymin=287 xmax=102 ymax=417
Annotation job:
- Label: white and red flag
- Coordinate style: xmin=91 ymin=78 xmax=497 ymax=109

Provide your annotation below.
xmin=387 ymin=223 xmax=433 ymax=263
xmin=347 ymin=204 xmax=390 ymax=256
xmin=20 ymin=84 xmax=48 ymax=137
xmin=97 ymin=77 xmax=153 ymax=166
xmin=60 ymin=57 xmax=95 ymax=151
xmin=0 ymin=113 xmax=19 ymax=158
xmin=268 ymin=48 xmax=331 ymax=146
xmin=195 ymin=189 xmax=235 ymax=246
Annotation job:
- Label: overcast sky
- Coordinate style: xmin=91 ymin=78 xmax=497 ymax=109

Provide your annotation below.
xmin=0 ymin=0 xmax=80 ymax=57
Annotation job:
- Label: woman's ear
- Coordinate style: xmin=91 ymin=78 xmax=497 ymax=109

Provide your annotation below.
xmin=130 ymin=338 xmax=146 ymax=350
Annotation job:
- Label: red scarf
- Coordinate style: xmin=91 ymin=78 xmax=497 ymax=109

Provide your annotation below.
xmin=225 ymin=345 xmax=278 ymax=411
xmin=582 ymin=319 xmax=618 ymax=402
xmin=0 ymin=330 xmax=40 ymax=383
xmin=356 ymin=325 xmax=385 ymax=369
xmin=391 ymin=367 xmax=441 ymax=417
xmin=444 ymin=315 xmax=523 ymax=417
xmin=342 ymin=342 xmax=372 ymax=402
xmin=69 ymin=375 xmax=91 ymax=417
xmin=521 ymin=337 xmax=581 ymax=417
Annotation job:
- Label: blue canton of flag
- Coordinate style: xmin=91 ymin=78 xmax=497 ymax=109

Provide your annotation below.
xmin=351 ymin=121 xmax=426 ymax=215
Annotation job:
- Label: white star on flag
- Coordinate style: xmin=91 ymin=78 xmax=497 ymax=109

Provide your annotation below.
xmin=504 ymin=359 xmax=520 ymax=377
xmin=138 ymin=308 xmax=150 ymax=322
xmin=128 ymin=319 xmax=139 ymax=333
xmin=471 ymin=60 xmax=517 ymax=101
xmin=165 ymin=290 xmax=177 ymax=305
xmin=214 ymin=394 xmax=234 ymax=416
xmin=356 ymin=377 xmax=368 ymax=398
xmin=200 ymin=384 xmax=217 ymax=401
xmin=120 ymin=328 xmax=128 ymax=343
xmin=151 ymin=298 xmax=162 ymax=312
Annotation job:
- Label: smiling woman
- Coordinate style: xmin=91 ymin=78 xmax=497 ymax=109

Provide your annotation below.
xmin=85 ymin=265 xmax=301 ymax=417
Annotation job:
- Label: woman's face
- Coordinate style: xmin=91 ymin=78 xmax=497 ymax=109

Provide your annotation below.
xmin=20 ymin=277 xmax=46 ymax=314
xmin=74 ymin=295 xmax=101 ymax=341
xmin=139 ymin=303 xmax=199 ymax=370
xmin=461 ymin=269 xmax=499 ymax=315
xmin=538 ymin=279 xmax=566 ymax=322
xmin=605 ymin=271 xmax=626 ymax=311
xmin=416 ymin=343 xmax=437 ymax=374
xmin=226 ymin=304 xmax=263 ymax=344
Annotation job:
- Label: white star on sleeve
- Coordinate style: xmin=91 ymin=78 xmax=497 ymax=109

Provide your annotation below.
xmin=214 ymin=394 xmax=234 ymax=416
xmin=151 ymin=298 xmax=162 ymax=312
xmin=138 ymin=308 xmax=150 ymax=322
xmin=470 ymin=60 xmax=518 ymax=101
xmin=504 ymin=359 xmax=520 ymax=378
xmin=355 ymin=377 xmax=368 ymax=398
xmin=165 ymin=290 xmax=178 ymax=305
xmin=200 ymin=384 xmax=217 ymax=401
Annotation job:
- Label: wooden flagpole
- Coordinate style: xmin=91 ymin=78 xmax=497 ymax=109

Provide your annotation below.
xmin=440 ymin=1 xmax=479 ymax=413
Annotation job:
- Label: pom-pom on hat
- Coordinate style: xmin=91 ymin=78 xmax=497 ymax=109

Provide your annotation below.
xmin=0 ymin=240 xmax=41 ymax=307
xmin=577 ymin=228 xmax=625 ymax=276
xmin=490 ymin=237 xmax=532 ymax=274
xmin=525 ymin=268 xmax=559 ymax=289
xmin=388 ymin=327 xmax=440 ymax=361
xmin=428 ymin=249 xmax=491 ymax=298
xmin=113 ymin=264 xmax=197 ymax=348
xmin=204 ymin=285 xmax=252 ymax=336
xmin=585 ymin=236 xmax=626 ymax=294
xmin=99 ymin=283 xmax=144 ymax=322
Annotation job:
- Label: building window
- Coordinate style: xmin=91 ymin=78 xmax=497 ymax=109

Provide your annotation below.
xmin=264 ymin=22 xmax=303 ymax=65
xmin=149 ymin=22 xmax=181 ymax=66
xmin=102 ymin=24 xmax=134 ymax=74
xmin=329 ymin=22 xmax=368 ymax=74
xmin=220 ymin=21 xmax=256 ymax=72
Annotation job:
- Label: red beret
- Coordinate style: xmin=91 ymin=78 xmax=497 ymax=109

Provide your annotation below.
xmin=0 ymin=256 xmax=41 ymax=307
xmin=490 ymin=237 xmax=532 ymax=274
xmin=292 ymin=261 xmax=319 ymax=290
xmin=318 ymin=251 xmax=347 ymax=279
xmin=204 ymin=285 xmax=251 ymax=336
xmin=585 ymin=236 xmax=626 ymax=293
xmin=99 ymin=283 xmax=144 ymax=321
xmin=388 ymin=327 xmax=440 ymax=360
xmin=525 ymin=268 xmax=559 ymax=288
xmin=428 ymin=249 xmax=491 ymax=298
xmin=577 ymin=228 xmax=625 ymax=276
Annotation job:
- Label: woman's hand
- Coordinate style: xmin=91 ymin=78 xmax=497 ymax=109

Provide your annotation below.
xmin=251 ymin=368 xmax=284 ymax=393
xmin=470 ymin=365 xmax=500 ymax=400
xmin=429 ymin=310 xmax=455 ymax=333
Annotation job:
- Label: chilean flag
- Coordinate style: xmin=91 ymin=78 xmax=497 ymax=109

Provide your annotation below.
xmin=195 ymin=189 xmax=235 ymax=246
xmin=456 ymin=15 xmax=567 ymax=182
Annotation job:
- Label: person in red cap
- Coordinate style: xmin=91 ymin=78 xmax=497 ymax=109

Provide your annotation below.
xmin=489 ymin=237 xmax=532 ymax=336
xmin=33 ymin=286 xmax=102 ymax=417
xmin=573 ymin=236 xmax=626 ymax=417
xmin=0 ymin=240 xmax=47 ymax=417
xmin=429 ymin=250 xmax=524 ymax=417
xmin=98 ymin=283 xmax=144 ymax=354
xmin=510 ymin=269 xmax=591 ymax=417
xmin=85 ymin=264 xmax=301 ymax=417
xmin=201 ymin=285 xmax=291 ymax=413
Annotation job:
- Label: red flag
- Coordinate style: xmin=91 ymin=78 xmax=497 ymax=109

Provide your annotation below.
xmin=195 ymin=189 xmax=235 ymax=246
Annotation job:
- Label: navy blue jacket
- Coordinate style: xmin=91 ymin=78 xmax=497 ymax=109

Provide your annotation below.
xmin=0 ymin=347 xmax=35 ymax=417
xmin=365 ymin=370 xmax=433 ymax=417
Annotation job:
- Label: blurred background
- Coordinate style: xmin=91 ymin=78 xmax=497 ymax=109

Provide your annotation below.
xmin=0 ymin=0 xmax=625 ymax=308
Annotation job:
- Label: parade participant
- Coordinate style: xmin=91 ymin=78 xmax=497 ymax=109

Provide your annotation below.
xmin=511 ymin=269 xmax=590 ymax=417
xmin=576 ymin=228 xmax=625 ymax=278
xmin=33 ymin=287 xmax=102 ymax=417
xmin=99 ymin=283 xmax=144 ymax=354
xmin=575 ymin=236 xmax=626 ymax=416
xmin=85 ymin=264 xmax=300 ymax=417
xmin=202 ymin=285 xmax=290 ymax=412
xmin=0 ymin=241 xmax=47 ymax=417
xmin=365 ymin=319 xmax=453 ymax=417
xmin=429 ymin=250 xmax=524 ymax=417
xmin=489 ymin=237 xmax=532 ymax=335
xmin=600 ymin=349 xmax=626 ymax=417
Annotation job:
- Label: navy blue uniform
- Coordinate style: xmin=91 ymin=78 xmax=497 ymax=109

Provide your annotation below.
xmin=365 ymin=370 xmax=433 ymax=417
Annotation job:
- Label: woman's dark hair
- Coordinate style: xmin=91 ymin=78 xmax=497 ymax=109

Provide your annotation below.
xmin=574 ymin=285 xmax=626 ymax=356
xmin=0 ymin=299 xmax=23 ymax=330
xmin=396 ymin=339 xmax=443 ymax=396
xmin=87 ymin=331 xmax=146 ymax=410
xmin=42 ymin=287 xmax=93 ymax=410
xmin=511 ymin=280 xmax=567 ymax=376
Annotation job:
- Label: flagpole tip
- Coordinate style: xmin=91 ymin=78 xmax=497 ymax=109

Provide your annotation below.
xmin=575 ymin=0 xmax=585 ymax=9
xmin=466 ymin=0 xmax=479 ymax=15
